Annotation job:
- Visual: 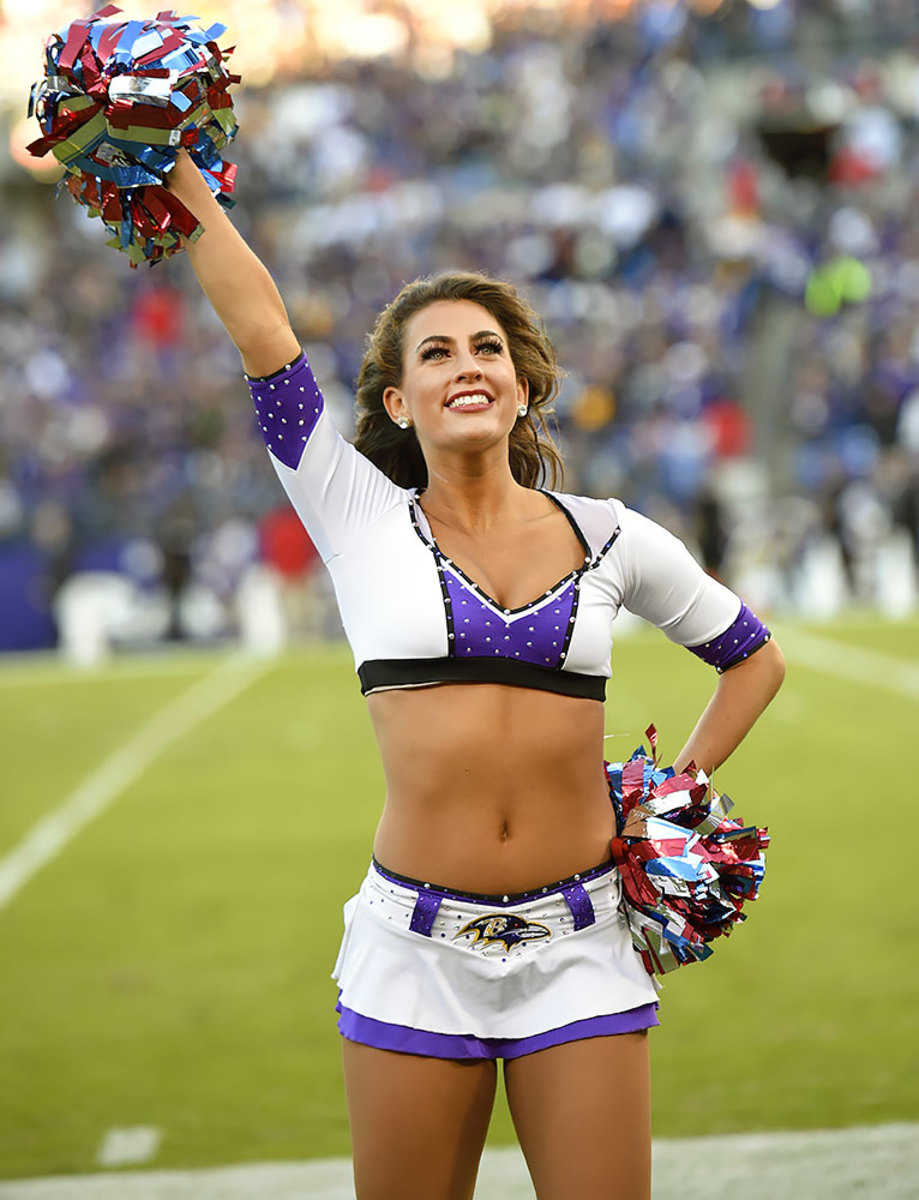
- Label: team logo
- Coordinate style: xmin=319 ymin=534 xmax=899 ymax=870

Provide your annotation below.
xmin=455 ymin=913 xmax=551 ymax=951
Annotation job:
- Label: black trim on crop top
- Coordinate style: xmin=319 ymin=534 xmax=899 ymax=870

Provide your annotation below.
xmin=358 ymin=656 xmax=607 ymax=700
xmin=246 ymin=352 xmax=770 ymax=698
xmin=409 ymin=489 xmax=594 ymax=614
xmin=373 ymin=491 xmax=613 ymax=700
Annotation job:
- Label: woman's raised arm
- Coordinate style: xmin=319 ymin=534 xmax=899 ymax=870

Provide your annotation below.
xmin=167 ymin=149 xmax=300 ymax=377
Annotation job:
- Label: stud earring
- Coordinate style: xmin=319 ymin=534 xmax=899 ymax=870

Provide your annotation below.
xmin=397 ymin=417 xmax=411 ymax=429
xmin=517 ymin=405 xmax=528 ymax=418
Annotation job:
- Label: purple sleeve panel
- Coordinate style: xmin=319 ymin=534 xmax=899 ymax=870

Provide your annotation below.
xmin=246 ymin=352 xmax=324 ymax=472
xmin=687 ymin=602 xmax=771 ymax=673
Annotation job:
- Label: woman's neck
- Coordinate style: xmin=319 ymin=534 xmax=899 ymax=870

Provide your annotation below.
xmin=420 ymin=456 xmax=531 ymax=535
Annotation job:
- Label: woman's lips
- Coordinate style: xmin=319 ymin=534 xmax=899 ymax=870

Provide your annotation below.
xmin=445 ymin=392 xmax=495 ymax=412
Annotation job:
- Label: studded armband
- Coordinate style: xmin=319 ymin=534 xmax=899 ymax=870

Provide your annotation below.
xmin=687 ymin=602 xmax=771 ymax=672
xmin=247 ymin=352 xmax=324 ymax=471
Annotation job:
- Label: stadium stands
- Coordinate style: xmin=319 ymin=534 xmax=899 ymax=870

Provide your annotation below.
xmin=1 ymin=0 xmax=917 ymax=653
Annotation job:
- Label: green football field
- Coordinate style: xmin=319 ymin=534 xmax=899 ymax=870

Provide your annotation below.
xmin=0 ymin=615 xmax=916 ymax=1182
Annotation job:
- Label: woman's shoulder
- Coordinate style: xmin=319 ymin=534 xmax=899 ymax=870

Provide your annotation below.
xmin=544 ymin=489 xmax=624 ymax=561
xmin=547 ymin=487 xmax=623 ymax=520
xmin=547 ymin=490 xmax=689 ymax=569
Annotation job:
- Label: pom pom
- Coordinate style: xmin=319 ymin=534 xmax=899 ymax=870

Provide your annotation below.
xmin=607 ymin=725 xmax=769 ymax=976
xmin=27 ymin=5 xmax=240 ymax=266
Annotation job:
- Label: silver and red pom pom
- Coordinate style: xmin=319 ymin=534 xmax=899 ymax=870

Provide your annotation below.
xmin=28 ymin=5 xmax=239 ymax=266
xmin=607 ymin=726 xmax=770 ymax=976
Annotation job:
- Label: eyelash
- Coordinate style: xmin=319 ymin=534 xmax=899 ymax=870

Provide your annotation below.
xmin=420 ymin=339 xmax=504 ymax=361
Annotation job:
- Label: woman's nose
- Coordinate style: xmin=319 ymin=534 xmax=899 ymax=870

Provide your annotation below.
xmin=454 ymin=351 xmax=482 ymax=379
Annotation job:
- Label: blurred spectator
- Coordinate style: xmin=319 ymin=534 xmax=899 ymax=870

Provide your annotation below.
xmin=251 ymin=506 xmax=331 ymax=647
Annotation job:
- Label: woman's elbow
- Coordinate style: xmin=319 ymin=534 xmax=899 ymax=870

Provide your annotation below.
xmin=761 ymin=637 xmax=786 ymax=699
xmin=238 ymin=324 xmax=301 ymax=378
xmin=724 ymin=636 xmax=785 ymax=703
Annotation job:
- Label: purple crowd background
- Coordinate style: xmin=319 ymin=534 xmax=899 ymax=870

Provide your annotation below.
xmin=1 ymin=0 xmax=918 ymax=653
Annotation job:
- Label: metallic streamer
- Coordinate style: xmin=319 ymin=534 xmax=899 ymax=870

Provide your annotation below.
xmin=607 ymin=726 xmax=769 ymax=976
xmin=27 ymin=5 xmax=240 ymax=266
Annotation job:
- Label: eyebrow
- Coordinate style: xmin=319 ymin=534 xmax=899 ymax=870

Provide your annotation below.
xmin=414 ymin=330 xmax=504 ymax=353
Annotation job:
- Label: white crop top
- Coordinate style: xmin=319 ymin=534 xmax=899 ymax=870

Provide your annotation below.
xmin=248 ymin=353 xmax=770 ymax=700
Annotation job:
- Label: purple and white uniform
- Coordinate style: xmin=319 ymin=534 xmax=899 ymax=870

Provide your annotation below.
xmin=248 ymin=352 xmax=771 ymax=700
xmin=247 ymin=350 xmax=771 ymax=1059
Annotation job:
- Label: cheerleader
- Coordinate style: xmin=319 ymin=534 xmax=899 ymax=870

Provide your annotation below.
xmin=167 ymin=148 xmax=784 ymax=1200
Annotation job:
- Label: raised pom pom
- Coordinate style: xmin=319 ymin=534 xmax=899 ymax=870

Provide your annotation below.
xmin=607 ymin=725 xmax=769 ymax=976
xmin=27 ymin=5 xmax=239 ymax=266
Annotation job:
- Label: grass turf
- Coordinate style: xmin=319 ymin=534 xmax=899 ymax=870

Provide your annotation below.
xmin=0 ymin=617 xmax=916 ymax=1179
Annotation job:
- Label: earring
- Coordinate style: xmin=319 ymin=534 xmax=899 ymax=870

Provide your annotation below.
xmin=397 ymin=416 xmax=411 ymax=429
xmin=517 ymin=405 xmax=528 ymax=418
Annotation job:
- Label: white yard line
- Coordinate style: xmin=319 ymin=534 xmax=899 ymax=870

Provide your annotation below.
xmin=95 ymin=1129 xmax=161 ymax=1169
xmin=775 ymin=626 xmax=919 ymax=698
xmin=0 ymin=1124 xmax=917 ymax=1199
xmin=0 ymin=654 xmax=270 ymax=912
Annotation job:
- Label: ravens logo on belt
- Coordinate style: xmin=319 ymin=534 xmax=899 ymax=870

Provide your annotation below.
xmin=455 ymin=913 xmax=551 ymax=951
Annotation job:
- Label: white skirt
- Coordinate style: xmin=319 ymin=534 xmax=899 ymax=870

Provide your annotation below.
xmin=332 ymin=858 xmax=660 ymax=1060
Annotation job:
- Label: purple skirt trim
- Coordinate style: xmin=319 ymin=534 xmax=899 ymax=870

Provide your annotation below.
xmin=336 ymin=999 xmax=659 ymax=1061
xmin=372 ymin=855 xmax=614 ymax=905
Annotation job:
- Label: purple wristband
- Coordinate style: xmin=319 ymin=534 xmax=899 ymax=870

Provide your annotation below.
xmin=247 ymin=352 xmax=324 ymax=471
xmin=687 ymin=602 xmax=771 ymax=672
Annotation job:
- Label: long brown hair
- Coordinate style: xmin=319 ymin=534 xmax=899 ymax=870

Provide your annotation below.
xmin=354 ymin=272 xmax=564 ymax=489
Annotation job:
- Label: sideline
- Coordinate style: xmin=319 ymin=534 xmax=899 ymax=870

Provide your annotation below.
xmin=0 ymin=654 xmax=271 ymax=912
xmin=774 ymin=625 xmax=919 ymax=698
xmin=0 ymin=1124 xmax=917 ymax=1199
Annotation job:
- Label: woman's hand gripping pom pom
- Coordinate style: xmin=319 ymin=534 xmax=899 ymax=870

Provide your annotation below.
xmin=607 ymin=725 xmax=770 ymax=977
xmin=27 ymin=5 xmax=239 ymax=266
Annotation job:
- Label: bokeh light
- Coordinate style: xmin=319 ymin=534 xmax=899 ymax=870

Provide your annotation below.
xmin=7 ymin=113 xmax=62 ymax=178
xmin=0 ymin=0 xmax=659 ymax=116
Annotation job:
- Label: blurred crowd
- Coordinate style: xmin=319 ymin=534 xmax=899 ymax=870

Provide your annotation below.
xmin=1 ymin=0 xmax=918 ymax=655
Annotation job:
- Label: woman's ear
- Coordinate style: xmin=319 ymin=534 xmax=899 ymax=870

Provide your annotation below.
xmin=383 ymin=386 xmax=407 ymax=425
xmin=516 ymin=377 xmax=529 ymax=408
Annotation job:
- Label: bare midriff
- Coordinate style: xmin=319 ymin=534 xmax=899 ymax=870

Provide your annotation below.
xmin=368 ymin=682 xmax=615 ymax=895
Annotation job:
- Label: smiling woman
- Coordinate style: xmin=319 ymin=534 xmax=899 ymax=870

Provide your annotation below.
xmin=353 ymin=273 xmax=565 ymax=490
xmin=158 ymin=143 xmax=785 ymax=1200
